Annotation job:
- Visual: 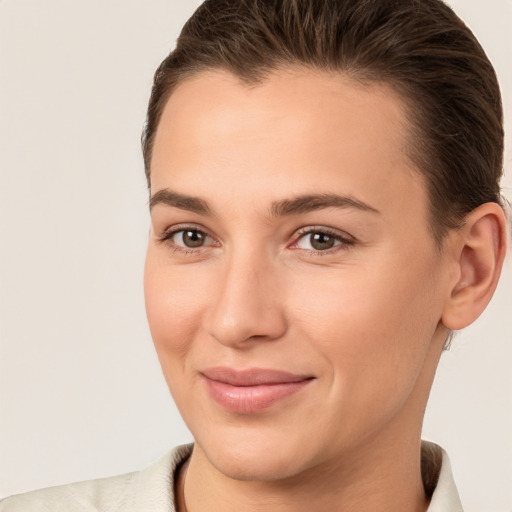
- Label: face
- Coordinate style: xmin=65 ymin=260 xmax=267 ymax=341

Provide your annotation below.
xmin=144 ymin=69 xmax=451 ymax=482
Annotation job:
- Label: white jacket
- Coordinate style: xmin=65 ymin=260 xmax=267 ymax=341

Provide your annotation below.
xmin=0 ymin=442 xmax=463 ymax=511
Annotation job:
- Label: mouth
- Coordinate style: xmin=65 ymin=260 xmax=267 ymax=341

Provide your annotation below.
xmin=200 ymin=367 xmax=315 ymax=413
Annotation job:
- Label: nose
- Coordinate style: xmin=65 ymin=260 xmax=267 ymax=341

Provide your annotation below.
xmin=203 ymin=250 xmax=287 ymax=348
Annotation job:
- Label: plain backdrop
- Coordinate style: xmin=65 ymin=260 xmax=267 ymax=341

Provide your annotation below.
xmin=0 ymin=1 xmax=511 ymax=510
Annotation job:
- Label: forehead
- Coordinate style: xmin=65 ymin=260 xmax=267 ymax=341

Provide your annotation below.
xmin=154 ymin=68 xmax=410 ymax=163
xmin=151 ymin=68 xmax=429 ymax=230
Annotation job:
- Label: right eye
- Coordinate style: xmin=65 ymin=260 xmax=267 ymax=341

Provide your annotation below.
xmin=158 ymin=226 xmax=218 ymax=255
xmin=171 ymin=228 xmax=210 ymax=248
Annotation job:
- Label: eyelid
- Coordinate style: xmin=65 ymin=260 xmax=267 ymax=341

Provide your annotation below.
xmin=157 ymin=223 xmax=219 ymax=249
xmin=289 ymin=226 xmax=356 ymax=253
xmin=157 ymin=223 xmax=356 ymax=256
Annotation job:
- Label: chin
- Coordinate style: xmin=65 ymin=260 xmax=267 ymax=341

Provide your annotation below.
xmin=195 ymin=425 xmax=319 ymax=482
xmin=206 ymin=448 xmax=304 ymax=482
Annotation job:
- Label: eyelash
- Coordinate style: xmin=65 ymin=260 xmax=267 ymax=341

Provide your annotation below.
xmin=157 ymin=225 xmax=355 ymax=257
xmin=157 ymin=224 xmax=217 ymax=256
xmin=291 ymin=226 xmax=355 ymax=256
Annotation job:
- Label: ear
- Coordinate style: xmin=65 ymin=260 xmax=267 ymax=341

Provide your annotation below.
xmin=441 ymin=202 xmax=509 ymax=331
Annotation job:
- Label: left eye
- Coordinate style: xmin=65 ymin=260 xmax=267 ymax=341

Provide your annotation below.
xmin=295 ymin=230 xmax=347 ymax=251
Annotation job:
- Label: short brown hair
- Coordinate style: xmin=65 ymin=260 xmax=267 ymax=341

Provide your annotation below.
xmin=142 ymin=0 xmax=504 ymax=243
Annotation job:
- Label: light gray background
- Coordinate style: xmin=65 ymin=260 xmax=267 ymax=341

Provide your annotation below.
xmin=0 ymin=1 xmax=511 ymax=510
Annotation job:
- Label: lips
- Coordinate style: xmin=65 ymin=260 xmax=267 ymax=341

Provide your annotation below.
xmin=201 ymin=367 xmax=314 ymax=413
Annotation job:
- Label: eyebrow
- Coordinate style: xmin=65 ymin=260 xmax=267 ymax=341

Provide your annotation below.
xmin=149 ymin=189 xmax=213 ymax=215
xmin=270 ymin=193 xmax=380 ymax=216
xmin=149 ymin=189 xmax=380 ymax=217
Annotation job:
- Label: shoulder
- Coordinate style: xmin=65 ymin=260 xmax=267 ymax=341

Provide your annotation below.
xmin=0 ymin=444 xmax=193 ymax=512
xmin=0 ymin=471 xmax=135 ymax=512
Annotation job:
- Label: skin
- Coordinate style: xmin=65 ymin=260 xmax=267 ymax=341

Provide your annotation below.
xmin=144 ymin=69 xmax=507 ymax=512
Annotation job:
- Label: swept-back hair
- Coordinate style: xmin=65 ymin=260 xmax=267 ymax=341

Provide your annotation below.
xmin=142 ymin=0 xmax=504 ymax=243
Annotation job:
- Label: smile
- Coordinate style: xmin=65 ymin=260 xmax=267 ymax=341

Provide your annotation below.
xmin=201 ymin=367 xmax=315 ymax=413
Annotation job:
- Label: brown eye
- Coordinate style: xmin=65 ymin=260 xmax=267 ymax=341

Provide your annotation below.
xmin=294 ymin=228 xmax=353 ymax=253
xmin=173 ymin=229 xmax=208 ymax=248
xmin=309 ymin=232 xmax=336 ymax=250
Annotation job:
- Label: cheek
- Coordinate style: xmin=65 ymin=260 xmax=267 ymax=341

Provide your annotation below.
xmin=288 ymin=254 xmax=442 ymax=394
xmin=290 ymin=262 xmax=437 ymax=343
xmin=144 ymin=250 xmax=205 ymax=365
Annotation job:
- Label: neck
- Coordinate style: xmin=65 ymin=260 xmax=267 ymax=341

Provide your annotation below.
xmin=178 ymin=429 xmax=430 ymax=512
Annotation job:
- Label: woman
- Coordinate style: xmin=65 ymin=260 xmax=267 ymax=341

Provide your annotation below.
xmin=1 ymin=0 xmax=509 ymax=510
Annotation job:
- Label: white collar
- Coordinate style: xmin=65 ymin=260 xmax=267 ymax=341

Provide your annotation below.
xmin=157 ymin=442 xmax=463 ymax=511
xmin=424 ymin=441 xmax=464 ymax=511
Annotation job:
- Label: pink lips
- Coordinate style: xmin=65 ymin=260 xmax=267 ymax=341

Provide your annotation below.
xmin=201 ymin=367 xmax=314 ymax=413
